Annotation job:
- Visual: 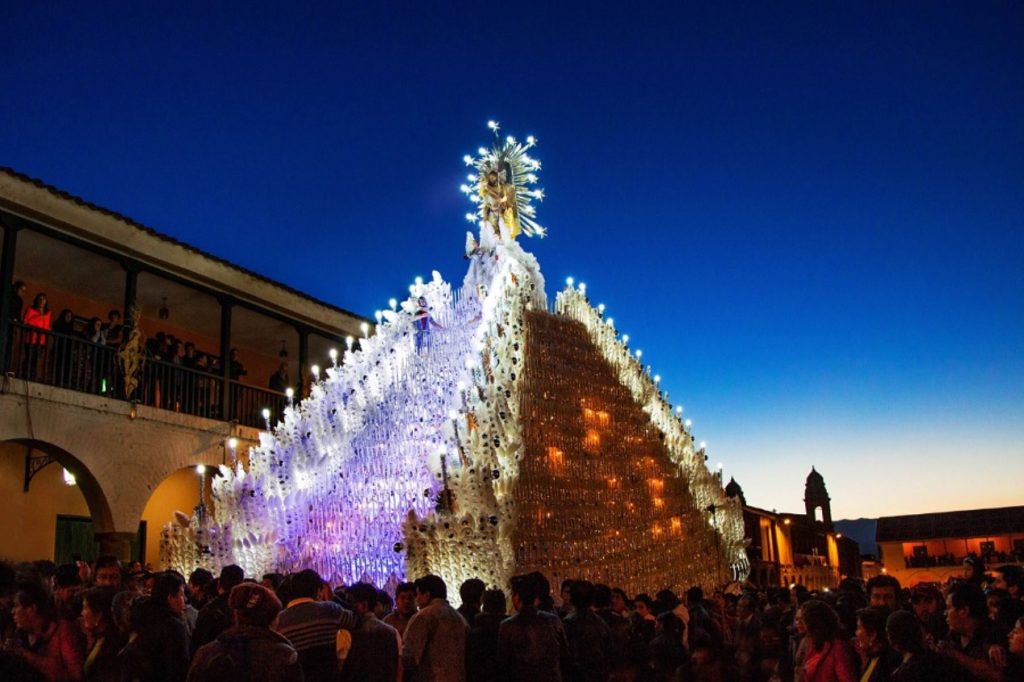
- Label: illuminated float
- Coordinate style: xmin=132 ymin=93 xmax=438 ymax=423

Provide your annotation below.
xmin=162 ymin=123 xmax=748 ymax=593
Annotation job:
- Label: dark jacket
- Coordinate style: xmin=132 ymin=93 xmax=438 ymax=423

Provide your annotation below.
xmin=83 ymin=628 xmax=127 ymax=682
xmin=562 ymin=609 xmax=611 ymax=682
xmin=467 ymin=612 xmax=505 ymax=682
xmin=187 ymin=625 xmax=303 ymax=682
xmin=120 ymin=601 xmax=190 ymax=682
xmin=192 ymin=594 xmax=233 ymax=655
xmin=497 ymin=607 xmax=566 ymax=682
xmin=891 ymin=650 xmax=958 ymax=682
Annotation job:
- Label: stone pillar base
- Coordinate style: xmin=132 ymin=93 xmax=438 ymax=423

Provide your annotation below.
xmin=95 ymin=532 xmax=135 ymax=562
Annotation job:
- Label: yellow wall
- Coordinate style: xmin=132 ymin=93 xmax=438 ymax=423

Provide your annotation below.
xmin=141 ymin=466 xmax=216 ymax=569
xmin=0 ymin=441 xmax=90 ymax=562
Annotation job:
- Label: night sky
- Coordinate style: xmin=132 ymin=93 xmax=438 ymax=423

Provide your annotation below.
xmin=3 ymin=2 xmax=1022 ymax=519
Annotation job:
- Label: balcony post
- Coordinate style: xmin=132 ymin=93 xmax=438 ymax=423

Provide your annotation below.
xmin=297 ymin=326 xmax=309 ymax=397
xmin=0 ymin=218 xmax=20 ymax=366
xmin=219 ymin=297 xmax=233 ymax=421
xmin=122 ymin=261 xmax=139 ymax=322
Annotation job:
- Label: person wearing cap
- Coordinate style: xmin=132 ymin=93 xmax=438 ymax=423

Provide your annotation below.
xmin=909 ymin=583 xmax=947 ymax=645
xmin=963 ymin=554 xmax=987 ymax=588
xmin=187 ymin=583 xmax=301 ymax=682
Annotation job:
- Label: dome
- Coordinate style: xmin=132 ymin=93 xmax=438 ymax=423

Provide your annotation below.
xmin=804 ymin=466 xmax=829 ymax=499
xmin=725 ymin=477 xmax=745 ymax=504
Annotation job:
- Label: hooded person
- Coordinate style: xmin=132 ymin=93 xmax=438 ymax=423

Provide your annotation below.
xmin=187 ymin=583 xmax=302 ymax=682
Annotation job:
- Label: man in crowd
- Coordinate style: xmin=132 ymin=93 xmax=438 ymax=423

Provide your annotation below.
xmin=562 ymin=579 xmax=612 ymax=681
xmin=866 ymin=574 xmax=901 ymax=612
xmin=497 ymin=574 xmax=566 ymax=680
xmin=92 ymin=555 xmax=123 ymax=590
xmin=276 ymin=568 xmax=357 ymax=681
xmin=384 ymin=581 xmax=418 ymax=637
xmin=457 ymin=577 xmax=485 ymax=628
xmin=191 ymin=564 xmax=244 ymax=653
xmin=402 ymin=574 xmax=467 ymax=682
xmin=939 ymin=581 xmax=1001 ymax=681
xmin=340 ymin=581 xmax=401 ymax=682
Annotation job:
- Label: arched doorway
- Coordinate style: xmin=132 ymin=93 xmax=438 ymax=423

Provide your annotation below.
xmin=141 ymin=463 xmax=220 ymax=570
xmin=0 ymin=438 xmax=122 ymax=563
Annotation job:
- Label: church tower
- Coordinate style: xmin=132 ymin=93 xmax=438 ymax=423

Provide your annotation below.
xmin=804 ymin=467 xmax=832 ymax=529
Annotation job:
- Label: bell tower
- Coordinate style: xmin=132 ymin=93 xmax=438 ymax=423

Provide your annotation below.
xmin=804 ymin=466 xmax=832 ymax=529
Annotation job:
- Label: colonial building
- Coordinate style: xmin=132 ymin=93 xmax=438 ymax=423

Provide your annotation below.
xmin=726 ymin=468 xmax=861 ymax=591
xmin=0 ymin=168 xmax=366 ymax=564
xmin=876 ymin=505 xmax=1024 ymax=587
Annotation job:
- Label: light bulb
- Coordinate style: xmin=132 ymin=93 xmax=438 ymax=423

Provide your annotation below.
xmin=579 ymin=282 xmax=586 ymax=293
xmin=487 ymin=120 xmax=498 ymax=130
xmin=699 ymin=441 xmax=707 ymax=450
xmin=388 ymin=298 xmax=397 ymax=310
xmin=360 ymin=322 xmax=370 ymax=337
xmin=597 ymin=303 xmax=605 ymax=313
xmin=622 ymin=334 xmax=629 ymax=344
xmin=262 ymin=408 xmax=271 ymax=421
xmin=463 ymin=154 xmax=474 ymax=165
xmin=685 ymin=418 xmax=692 ymax=428
xmin=414 ymin=276 xmax=423 ymax=286
xmin=329 ymin=348 xmax=338 ymax=362
xmin=654 ymin=375 xmax=661 ymax=383
xmin=676 ymin=405 xmax=683 ymax=414
xmin=374 ymin=310 xmax=383 ymax=324
xmin=345 ymin=336 xmax=354 ymax=350
xmin=196 ymin=464 xmax=206 ymax=475
xmin=636 ymin=350 xmax=643 ymax=359
xmin=566 ymin=277 xmax=574 ymax=287
xmin=526 ymin=135 xmax=535 ymax=145
xmin=285 ymin=387 xmax=294 ymax=399
xmin=606 ymin=318 xmax=614 ymax=327
xmin=227 ymin=437 xmax=238 ymax=450
xmin=311 ymin=364 xmax=320 ymax=379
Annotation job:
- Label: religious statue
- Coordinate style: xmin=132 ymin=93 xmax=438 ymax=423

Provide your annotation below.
xmin=479 ymin=163 xmax=522 ymax=240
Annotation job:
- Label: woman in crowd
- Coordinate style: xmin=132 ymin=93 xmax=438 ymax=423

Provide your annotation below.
xmin=795 ymin=599 xmax=858 ymax=682
xmin=80 ymin=586 xmax=125 ymax=682
xmin=21 ymin=292 xmax=51 ymax=380
xmin=3 ymin=580 xmax=85 ymax=681
xmin=187 ymin=583 xmax=301 ymax=682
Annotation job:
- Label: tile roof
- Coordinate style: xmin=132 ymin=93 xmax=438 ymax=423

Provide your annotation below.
xmin=876 ymin=506 xmax=1024 ymax=542
xmin=0 ymin=166 xmax=368 ymax=324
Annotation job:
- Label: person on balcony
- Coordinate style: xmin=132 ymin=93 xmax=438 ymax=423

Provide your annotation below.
xmin=228 ymin=348 xmax=247 ymax=381
xmin=102 ymin=310 xmax=123 ymax=349
xmin=10 ymin=280 xmax=26 ymax=321
xmin=21 ymin=293 xmax=51 ymax=381
xmin=269 ymin=362 xmax=289 ymax=393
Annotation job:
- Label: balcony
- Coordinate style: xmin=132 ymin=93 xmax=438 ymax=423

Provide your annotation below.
xmin=5 ymin=321 xmax=286 ymax=428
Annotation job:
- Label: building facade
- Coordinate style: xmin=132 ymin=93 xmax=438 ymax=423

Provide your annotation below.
xmin=726 ymin=468 xmax=861 ymax=591
xmin=876 ymin=505 xmax=1024 ymax=587
xmin=0 ymin=168 xmax=366 ymax=564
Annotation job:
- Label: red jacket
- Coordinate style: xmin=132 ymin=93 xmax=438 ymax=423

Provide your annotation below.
xmin=802 ymin=638 xmax=859 ymax=682
xmin=22 ymin=307 xmax=51 ymax=345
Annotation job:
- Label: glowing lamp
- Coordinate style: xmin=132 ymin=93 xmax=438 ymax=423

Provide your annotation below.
xmin=311 ymin=365 xmax=320 ymax=380
xmin=388 ymin=298 xmax=397 ymax=310
xmin=360 ymin=322 xmax=370 ymax=337
xmin=196 ymin=465 xmax=206 ymax=475
xmin=227 ymin=437 xmax=238 ymax=450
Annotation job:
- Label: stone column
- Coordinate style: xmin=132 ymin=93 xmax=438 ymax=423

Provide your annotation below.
xmin=95 ymin=531 xmax=136 ymax=562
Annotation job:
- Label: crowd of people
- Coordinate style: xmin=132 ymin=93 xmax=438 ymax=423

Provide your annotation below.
xmin=1 ymin=554 xmax=1022 ymax=682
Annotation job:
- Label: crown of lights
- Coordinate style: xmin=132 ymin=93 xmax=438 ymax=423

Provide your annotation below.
xmin=461 ymin=121 xmax=547 ymax=238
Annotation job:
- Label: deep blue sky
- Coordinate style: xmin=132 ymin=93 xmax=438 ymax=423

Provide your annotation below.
xmin=3 ymin=2 xmax=1022 ymax=518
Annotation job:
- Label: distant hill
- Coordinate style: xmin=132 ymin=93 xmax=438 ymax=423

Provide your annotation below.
xmin=834 ymin=518 xmax=878 ymax=558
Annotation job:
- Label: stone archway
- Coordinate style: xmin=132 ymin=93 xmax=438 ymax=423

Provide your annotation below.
xmin=0 ymin=437 xmax=129 ymax=559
